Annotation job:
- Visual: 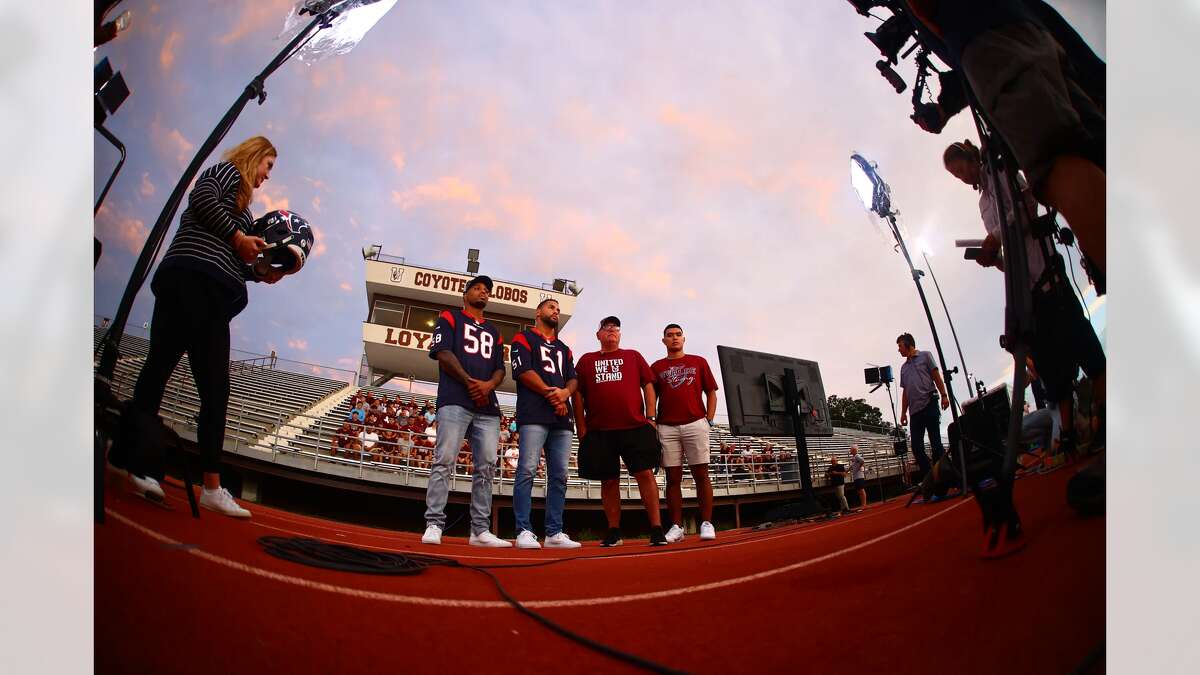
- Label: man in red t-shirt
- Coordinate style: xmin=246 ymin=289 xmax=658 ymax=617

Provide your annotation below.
xmin=651 ymin=323 xmax=719 ymax=542
xmin=573 ymin=316 xmax=668 ymax=547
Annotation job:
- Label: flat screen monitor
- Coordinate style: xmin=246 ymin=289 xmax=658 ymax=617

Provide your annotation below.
xmin=716 ymin=345 xmax=833 ymax=438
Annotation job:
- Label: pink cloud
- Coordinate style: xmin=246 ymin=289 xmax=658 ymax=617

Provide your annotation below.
xmin=391 ymin=152 xmax=406 ymax=172
xmin=253 ymin=184 xmax=289 ymax=213
xmin=149 ymin=116 xmax=195 ymax=169
xmin=558 ymin=100 xmax=627 ymax=144
xmin=96 ymin=203 xmax=149 ymax=254
xmin=339 ymin=281 xmax=352 ymax=292
xmin=391 ymin=176 xmax=482 ymax=210
xmin=139 ymin=172 xmax=156 ymax=199
xmin=287 ymin=338 xmax=308 ymax=351
xmin=159 ymin=31 xmax=182 ymax=72
xmin=303 ymin=176 xmax=329 ymax=192
xmin=215 ymin=0 xmax=295 ymax=46
xmin=309 ymin=224 xmax=328 ymax=259
xmin=311 ymin=195 xmax=322 ymax=213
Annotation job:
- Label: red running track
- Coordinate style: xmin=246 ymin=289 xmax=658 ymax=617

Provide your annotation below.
xmin=95 ymin=464 xmax=1104 ymax=674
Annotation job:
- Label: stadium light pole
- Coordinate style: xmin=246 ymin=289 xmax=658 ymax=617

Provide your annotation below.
xmin=849 ymin=152 xmax=967 ymax=495
xmin=915 ymin=239 xmax=971 ymax=411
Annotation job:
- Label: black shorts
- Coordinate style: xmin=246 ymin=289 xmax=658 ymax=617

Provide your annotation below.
xmin=853 ymin=478 xmax=866 ymax=491
xmin=578 ymin=425 xmax=661 ymax=480
xmin=1031 ymin=284 xmax=1105 ymax=402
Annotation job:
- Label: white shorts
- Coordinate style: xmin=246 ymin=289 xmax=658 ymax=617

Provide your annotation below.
xmin=657 ymin=417 xmax=710 ymax=468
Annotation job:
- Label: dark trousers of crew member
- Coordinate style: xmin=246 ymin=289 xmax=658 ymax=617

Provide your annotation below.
xmin=128 ymin=268 xmax=234 ymax=475
xmin=909 ymin=400 xmax=944 ymax=476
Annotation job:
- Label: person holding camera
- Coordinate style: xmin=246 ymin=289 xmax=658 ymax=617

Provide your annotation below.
xmin=897 ymin=332 xmax=949 ymax=479
xmin=903 ymin=0 xmax=1106 ymax=278
xmin=943 ymin=138 xmax=1106 ymax=506
xmin=110 ymin=136 xmax=284 ymax=518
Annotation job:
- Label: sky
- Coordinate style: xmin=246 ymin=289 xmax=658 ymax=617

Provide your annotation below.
xmin=92 ymin=0 xmax=1107 ymax=425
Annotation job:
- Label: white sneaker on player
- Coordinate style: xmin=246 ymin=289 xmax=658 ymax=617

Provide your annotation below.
xmin=199 ymin=487 xmax=250 ymax=518
xmin=516 ymin=530 xmax=541 ymax=549
xmin=544 ymin=532 xmax=582 ymax=549
xmin=421 ymin=525 xmax=442 ymax=545
xmin=700 ymin=521 xmax=716 ymax=540
xmin=129 ymin=473 xmax=165 ymax=502
xmin=469 ymin=531 xmax=513 ymax=547
xmin=664 ymin=524 xmax=685 ymax=543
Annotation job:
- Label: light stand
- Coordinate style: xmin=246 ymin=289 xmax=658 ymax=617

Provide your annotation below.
xmin=920 ymin=248 xmax=972 ymax=413
xmin=850 ymin=154 xmax=968 ymax=498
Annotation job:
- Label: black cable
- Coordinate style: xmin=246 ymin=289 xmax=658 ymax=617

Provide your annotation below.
xmin=256 ymin=535 xmax=689 ymax=674
xmin=1063 ymin=244 xmax=1092 ymax=322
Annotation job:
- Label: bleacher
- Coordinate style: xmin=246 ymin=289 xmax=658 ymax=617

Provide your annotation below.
xmin=93 ymin=326 xmax=152 ymax=362
xmin=107 ymin=352 xmax=349 ymax=448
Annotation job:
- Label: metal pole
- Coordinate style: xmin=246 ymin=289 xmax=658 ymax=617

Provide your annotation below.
xmin=921 ymin=250 xmax=972 ymax=411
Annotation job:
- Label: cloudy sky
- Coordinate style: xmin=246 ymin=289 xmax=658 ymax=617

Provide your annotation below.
xmin=93 ymin=0 xmax=1106 ymax=422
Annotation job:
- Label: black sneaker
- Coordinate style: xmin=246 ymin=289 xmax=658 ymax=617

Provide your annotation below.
xmin=600 ymin=528 xmax=623 ymax=547
xmin=649 ymin=526 xmax=669 ymax=546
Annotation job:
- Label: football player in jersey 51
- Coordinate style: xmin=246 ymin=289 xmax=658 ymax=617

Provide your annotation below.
xmin=509 ymin=298 xmax=582 ymax=549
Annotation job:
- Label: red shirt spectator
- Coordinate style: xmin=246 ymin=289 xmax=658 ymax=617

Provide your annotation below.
xmin=575 ymin=348 xmax=655 ymax=431
xmin=650 ymin=354 xmax=718 ymax=425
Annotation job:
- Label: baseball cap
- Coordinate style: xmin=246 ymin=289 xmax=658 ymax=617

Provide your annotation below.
xmin=598 ymin=315 xmax=621 ymax=329
xmin=464 ymin=275 xmax=493 ymax=293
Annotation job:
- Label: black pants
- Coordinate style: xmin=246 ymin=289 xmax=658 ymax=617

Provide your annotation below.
xmin=131 ymin=268 xmax=234 ymax=474
xmin=909 ymin=401 xmax=944 ymax=476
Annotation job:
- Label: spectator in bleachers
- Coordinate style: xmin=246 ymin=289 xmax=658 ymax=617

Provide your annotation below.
xmin=110 ymin=136 xmax=281 ymax=519
xmin=360 ymin=414 xmax=381 ymax=461
xmin=503 ymin=444 xmax=520 ymax=479
xmin=425 ymin=420 xmax=438 ymax=442
xmin=849 ymin=445 xmax=869 ymax=511
xmin=423 ymin=403 xmax=436 ymax=425
xmin=827 ymin=458 xmax=850 ymax=513
xmin=332 ymin=420 xmax=357 ymax=457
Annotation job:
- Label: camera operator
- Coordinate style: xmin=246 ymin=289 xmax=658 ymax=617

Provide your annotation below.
xmin=901 ymin=0 xmax=1106 ymax=278
xmin=943 ymin=138 xmax=1106 ymax=506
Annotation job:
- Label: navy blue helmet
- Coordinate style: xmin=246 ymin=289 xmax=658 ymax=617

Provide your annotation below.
xmin=249 ymin=210 xmax=314 ymax=278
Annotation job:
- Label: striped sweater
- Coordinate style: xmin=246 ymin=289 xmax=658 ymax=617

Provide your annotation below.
xmin=155 ymin=161 xmax=256 ymax=316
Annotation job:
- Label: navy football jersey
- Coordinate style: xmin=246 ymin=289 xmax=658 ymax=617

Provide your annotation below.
xmin=510 ymin=329 xmax=576 ymax=429
xmin=428 ymin=308 xmax=505 ymax=415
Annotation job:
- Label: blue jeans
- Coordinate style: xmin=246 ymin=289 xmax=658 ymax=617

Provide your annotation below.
xmin=909 ymin=400 xmax=944 ymax=476
xmin=513 ymin=425 xmax=572 ymax=536
xmin=424 ymin=405 xmax=501 ymax=535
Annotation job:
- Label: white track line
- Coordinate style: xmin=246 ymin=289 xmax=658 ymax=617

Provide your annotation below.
xmin=247 ymin=499 xmax=915 ymax=563
xmin=103 ymin=498 xmax=970 ymax=609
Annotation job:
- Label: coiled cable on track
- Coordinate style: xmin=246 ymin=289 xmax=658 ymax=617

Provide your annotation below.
xmin=258 ymin=536 xmax=688 ymax=675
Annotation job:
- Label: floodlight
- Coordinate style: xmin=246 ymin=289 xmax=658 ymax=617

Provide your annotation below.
xmin=361 ymin=244 xmax=382 ymax=260
xmin=850 ymin=153 xmax=891 ymax=216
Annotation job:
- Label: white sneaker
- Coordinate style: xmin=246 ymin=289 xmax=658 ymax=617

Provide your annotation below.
xmin=544 ymin=532 xmax=582 ymax=549
xmin=700 ymin=521 xmax=716 ymax=540
xmin=199 ymin=487 xmax=250 ymax=518
xmin=516 ymin=530 xmax=541 ymax=549
xmin=664 ymin=524 xmax=685 ymax=543
xmin=421 ymin=525 xmax=442 ymax=545
xmin=469 ymin=531 xmax=513 ymax=547
xmin=129 ymin=473 xmax=165 ymax=501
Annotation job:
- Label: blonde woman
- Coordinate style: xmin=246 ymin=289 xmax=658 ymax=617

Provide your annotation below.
xmin=111 ymin=136 xmax=283 ymax=518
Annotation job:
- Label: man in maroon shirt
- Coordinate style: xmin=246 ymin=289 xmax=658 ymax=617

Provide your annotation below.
xmin=651 ymin=323 xmax=719 ymax=542
xmin=573 ymin=316 xmax=668 ymax=546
